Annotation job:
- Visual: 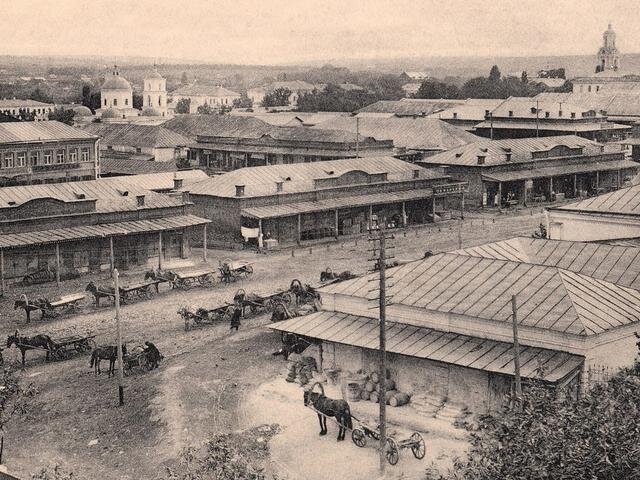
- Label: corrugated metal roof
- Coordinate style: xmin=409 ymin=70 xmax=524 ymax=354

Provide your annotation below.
xmin=357 ymin=99 xmax=465 ymax=115
xmin=535 ymin=91 xmax=640 ymax=118
xmin=0 ymin=214 xmax=209 ymax=249
xmin=99 ymin=156 xmax=179 ymax=175
xmin=557 ymin=183 xmax=640 ymax=216
xmin=320 ymin=252 xmax=640 ymax=336
xmin=311 ymin=116 xmax=479 ymax=151
xmin=490 ymin=97 xmax=607 ymax=120
xmin=83 ymin=123 xmax=191 ymax=149
xmin=455 ymin=237 xmax=640 ymax=290
xmin=428 ymin=99 xmax=504 ymax=122
xmin=269 ymin=310 xmax=584 ymax=382
xmin=0 ymin=121 xmax=98 ymax=143
xmin=0 ymin=99 xmax=54 ymax=108
xmin=241 ymin=187 xmax=443 ymax=219
xmin=162 ymin=114 xmax=274 ymax=140
xmin=481 ymin=159 xmax=637 ymax=182
xmin=185 ymin=157 xmax=447 ymax=198
xmin=474 ymin=120 xmax=629 ymax=132
xmin=420 ymin=135 xmax=610 ymax=167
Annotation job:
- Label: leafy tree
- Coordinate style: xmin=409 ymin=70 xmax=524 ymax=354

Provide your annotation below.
xmin=180 ymin=71 xmax=189 ymax=85
xmin=261 ymin=87 xmax=292 ymax=107
xmin=297 ymin=84 xmax=377 ymax=112
xmin=488 ymin=65 xmax=501 ymax=82
xmin=521 ymin=71 xmax=528 ymax=84
xmin=364 ymin=73 xmax=405 ymax=100
xmin=174 ymin=98 xmax=190 ymax=114
xmin=81 ymin=84 xmax=101 ymax=113
xmin=29 ymin=88 xmax=54 ymax=104
xmin=414 ymin=80 xmax=462 ymax=99
xmin=196 ymin=103 xmax=214 ymax=114
xmin=233 ymin=92 xmax=253 ymax=109
xmin=132 ymin=93 xmax=143 ymax=110
xmin=0 ymin=367 xmax=37 ymax=463
xmin=48 ymin=108 xmax=76 ymax=126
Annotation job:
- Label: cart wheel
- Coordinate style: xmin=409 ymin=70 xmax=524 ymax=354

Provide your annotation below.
xmin=145 ymin=286 xmax=155 ymax=299
xmin=281 ymin=292 xmax=294 ymax=306
xmin=245 ymin=265 xmax=254 ymax=275
xmin=75 ymin=342 xmax=88 ymax=353
xmin=410 ymin=433 xmax=425 ymax=459
xmin=181 ymin=280 xmax=192 ymax=291
xmin=351 ymin=428 xmax=366 ymax=447
xmin=385 ymin=438 xmax=399 ymax=466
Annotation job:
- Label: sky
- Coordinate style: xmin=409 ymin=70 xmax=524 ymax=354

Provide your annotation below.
xmin=2 ymin=0 xmax=640 ymax=64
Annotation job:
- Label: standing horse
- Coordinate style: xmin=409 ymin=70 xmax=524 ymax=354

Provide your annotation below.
xmin=6 ymin=331 xmax=55 ymax=366
xmin=303 ymin=384 xmax=352 ymax=441
xmin=14 ymin=295 xmax=51 ymax=323
xmin=144 ymin=269 xmax=176 ymax=291
xmin=89 ymin=344 xmax=127 ymax=376
xmin=85 ymin=282 xmax=116 ymax=307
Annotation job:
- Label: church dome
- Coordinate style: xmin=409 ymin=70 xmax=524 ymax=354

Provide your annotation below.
xmin=145 ymin=70 xmax=164 ymax=80
xmin=71 ymin=105 xmax=93 ymax=116
xmin=141 ymin=106 xmax=162 ymax=116
xmin=102 ymin=66 xmax=132 ymax=91
xmin=101 ymin=108 xmax=121 ymax=119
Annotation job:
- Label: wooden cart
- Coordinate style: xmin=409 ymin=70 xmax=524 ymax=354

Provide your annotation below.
xmin=172 ymin=268 xmax=218 ymax=290
xmin=351 ymin=423 xmax=426 ymax=466
xmin=219 ymin=260 xmax=254 ymax=283
xmin=123 ymin=345 xmax=152 ymax=375
xmin=16 ymin=293 xmax=86 ymax=322
xmin=49 ymin=334 xmax=97 ymax=360
xmin=178 ymin=304 xmax=234 ymax=331
xmin=120 ymin=280 xmax=160 ymax=304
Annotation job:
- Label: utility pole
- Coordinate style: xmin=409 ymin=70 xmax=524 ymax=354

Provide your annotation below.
xmin=113 ymin=268 xmax=125 ymax=406
xmin=489 ymin=112 xmax=494 ymax=140
xmin=535 ymin=100 xmax=540 ymax=138
xmin=355 ymin=116 xmax=360 ymax=158
xmin=511 ymin=295 xmax=522 ymax=407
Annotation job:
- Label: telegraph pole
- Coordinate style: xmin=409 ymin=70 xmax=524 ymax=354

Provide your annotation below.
xmin=511 ymin=295 xmax=522 ymax=407
xmin=113 ymin=268 xmax=125 ymax=406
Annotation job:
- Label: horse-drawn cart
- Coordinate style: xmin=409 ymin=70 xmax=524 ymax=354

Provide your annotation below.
xmin=178 ymin=304 xmax=234 ymax=331
xmin=234 ymin=288 xmax=294 ymax=316
xmin=119 ymin=280 xmax=160 ymax=304
xmin=172 ymin=268 xmax=218 ymax=290
xmin=351 ymin=423 xmax=426 ymax=465
xmin=15 ymin=293 xmax=86 ymax=322
xmin=219 ymin=260 xmax=254 ymax=283
xmin=123 ymin=345 xmax=152 ymax=375
xmin=49 ymin=334 xmax=97 ymax=360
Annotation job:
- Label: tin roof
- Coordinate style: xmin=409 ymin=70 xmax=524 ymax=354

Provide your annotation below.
xmin=269 ymin=310 xmax=584 ymax=382
xmin=0 ymin=214 xmax=209 ymax=249
xmin=185 ymin=157 xmax=445 ymax=198
xmin=0 ymin=99 xmax=54 ymax=108
xmin=480 ymin=159 xmax=637 ymax=182
xmin=357 ymin=99 xmax=465 ymax=116
xmin=320 ymin=252 xmax=640 ymax=336
xmin=83 ymin=123 xmax=192 ymax=149
xmin=556 ymin=183 xmax=640 ymax=216
xmin=99 ymin=156 xmax=179 ymax=176
xmin=0 ymin=121 xmax=98 ymax=144
xmin=474 ymin=120 xmax=629 ymax=132
xmin=455 ymin=237 xmax=640 ymax=290
xmin=311 ymin=116 xmax=479 ymax=151
xmin=162 ymin=114 xmax=274 ymax=140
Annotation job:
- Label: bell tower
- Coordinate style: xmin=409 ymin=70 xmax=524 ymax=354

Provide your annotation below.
xmin=596 ymin=24 xmax=620 ymax=72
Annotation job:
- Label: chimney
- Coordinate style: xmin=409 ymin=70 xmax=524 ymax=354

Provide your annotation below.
xmin=413 ymin=169 xmax=420 ymax=179
xmin=477 ymin=155 xmax=486 ymax=165
xmin=235 ymin=185 xmax=245 ymax=197
xmin=276 ymin=181 xmax=284 ymax=193
xmin=174 ymin=177 xmax=183 ymax=189
xmin=558 ymin=109 xmax=563 ymax=117
xmin=505 ymin=153 xmax=512 ymax=162
xmin=136 ymin=194 xmax=145 ymax=207
xmin=182 ymin=191 xmax=190 ymax=203
xmin=452 ymin=112 xmax=458 ymax=119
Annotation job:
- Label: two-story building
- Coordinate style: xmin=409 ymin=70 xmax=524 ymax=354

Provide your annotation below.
xmin=183 ymin=156 xmax=467 ymax=246
xmin=0 ymin=99 xmax=55 ymax=121
xmin=0 ymin=121 xmax=99 ymax=187
xmin=418 ymin=136 xmax=637 ymax=208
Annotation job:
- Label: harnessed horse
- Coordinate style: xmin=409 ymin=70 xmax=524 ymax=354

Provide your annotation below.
xmin=6 ymin=331 xmax=55 ymax=366
xmin=90 ymin=344 xmax=127 ymax=376
xmin=304 ymin=383 xmax=352 ymax=441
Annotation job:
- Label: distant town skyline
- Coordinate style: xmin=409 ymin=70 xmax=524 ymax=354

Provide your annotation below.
xmin=3 ymin=0 xmax=640 ymax=65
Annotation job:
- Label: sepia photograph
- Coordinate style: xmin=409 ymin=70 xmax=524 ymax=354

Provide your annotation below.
xmin=0 ymin=0 xmax=639 ymax=478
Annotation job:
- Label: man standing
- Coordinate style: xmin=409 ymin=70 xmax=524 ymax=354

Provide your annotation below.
xmin=230 ymin=305 xmax=242 ymax=332
xmin=144 ymin=341 xmax=161 ymax=369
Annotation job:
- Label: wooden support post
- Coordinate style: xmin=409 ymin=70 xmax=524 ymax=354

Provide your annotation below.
xmin=158 ymin=232 xmax=163 ymax=270
xmin=377 ymin=232 xmax=387 ymax=473
xmin=618 ymin=169 xmax=622 ymax=188
xmin=511 ymin=295 xmax=523 ymax=407
xmin=318 ymin=343 xmax=323 ymax=372
xmin=109 ymin=236 xmax=115 ymax=272
xmin=334 ymin=209 xmax=339 ymax=238
xmin=0 ymin=248 xmax=4 ymax=296
xmin=297 ymin=214 xmax=301 ymax=244
xmin=202 ymin=224 xmax=207 ymax=262
xmin=549 ymin=177 xmax=554 ymax=201
xmin=368 ymin=205 xmax=373 ymax=231
xmin=113 ymin=268 xmax=125 ymax=406
xmin=573 ymin=174 xmax=578 ymax=197
xmin=497 ymin=183 xmax=502 ymax=207
xmin=431 ymin=197 xmax=437 ymax=222
xmin=460 ymin=193 xmax=465 ymax=219
xmin=401 ymin=201 xmax=407 ymax=227
xmin=596 ymin=170 xmax=600 ymax=189
xmin=258 ymin=218 xmax=263 ymax=250
xmin=55 ymin=242 xmax=61 ymax=287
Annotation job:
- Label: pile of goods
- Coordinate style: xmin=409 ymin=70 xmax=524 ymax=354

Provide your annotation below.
xmin=352 ymin=370 xmax=411 ymax=407
xmin=285 ymin=356 xmax=318 ymax=385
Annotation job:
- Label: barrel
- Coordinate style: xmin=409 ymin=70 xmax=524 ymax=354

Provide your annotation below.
xmin=346 ymin=382 xmax=361 ymax=402
xmin=360 ymin=390 xmax=370 ymax=401
xmin=384 ymin=390 xmax=398 ymax=404
xmin=370 ymin=372 xmax=380 ymax=383
xmin=365 ymin=381 xmax=375 ymax=392
xmin=389 ymin=392 xmax=410 ymax=407
xmin=370 ymin=391 xmax=379 ymax=403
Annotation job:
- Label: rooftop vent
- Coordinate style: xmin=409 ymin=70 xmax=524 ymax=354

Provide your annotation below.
xmin=480 ymin=147 xmax=488 ymax=153
xmin=559 ymin=110 xmax=563 ymax=117
xmin=325 ymin=170 xmax=335 ymax=175
xmin=74 ymin=192 xmax=86 ymax=199
xmin=412 ymin=169 xmax=420 ymax=179
xmin=505 ymin=153 xmax=512 ymax=162
xmin=7 ymin=201 xmax=16 ymax=206
xmin=455 ymin=153 xmax=463 ymax=158
xmin=235 ymin=185 xmax=245 ymax=197
xmin=509 ymin=110 xmax=514 ymax=117
xmin=477 ymin=155 xmax=486 ymax=165
xmin=545 ymin=111 xmax=550 ymax=118
xmin=173 ymin=177 xmax=183 ymax=189
xmin=484 ymin=109 xmax=490 ymax=117
xmin=118 ymin=189 xmax=129 ymax=197
xmin=571 ymin=112 xmax=576 ymax=119
xmin=530 ymin=107 xmax=537 ymax=114
xmin=276 ymin=181 xmax=284 ymax=193
xmin=136 ymin=195 xmax=145 ymax=207
xmin=284 ymin=176 xmax=292 ymax=181
xmin=452 ymin=112 xmax=458 ymax=119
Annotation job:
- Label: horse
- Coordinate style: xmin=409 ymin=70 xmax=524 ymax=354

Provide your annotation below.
xmin=85 ymin=282 xmax=116 ymax=307
xmin=14 ymin=295 xmax=51 ymax=323
xmin=303 ymin=384 xmax=353 ymax=441
xmin=144 ymin=269 xmax=177 ymax=291
xmin=6 ymin=331 xmax=56 ymax=366
xmin=89 ymin=344 xmax=127 ymax=376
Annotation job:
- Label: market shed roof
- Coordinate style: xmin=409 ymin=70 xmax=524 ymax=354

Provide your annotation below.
xmin=555 ymin=183 xmax=640 ymax=216
xmin=454 ymin=237 xmax=640 ymax=290
xmin=99 ymin=156 xmax=179 ymax=175
xmin=312 ymin=115 xmax=479 ymax=151
xmin=0 ymin=121 xmax=98 ymax=143
xmin=320 ymin=252 xmax=640 ymax=336
xmin=269 ymin=310 xmax=584 ymax=382
xmin=83 ymin=123 xmax=191 ymax=149
xmin=162 ymin=114 xmax=276 ymax=140
xmin=357 ymin=99 xmax=464 ymax=116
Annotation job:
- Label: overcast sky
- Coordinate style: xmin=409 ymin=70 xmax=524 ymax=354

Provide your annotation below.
xmin=2 ymin=0 xmax=639 ymax=64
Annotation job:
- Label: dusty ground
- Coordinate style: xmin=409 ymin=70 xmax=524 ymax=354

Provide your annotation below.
xmin=0 ymin=210 xmax=542 ymax=479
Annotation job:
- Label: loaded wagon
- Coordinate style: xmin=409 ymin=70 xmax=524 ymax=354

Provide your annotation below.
xmin=15 ymin=293 xmax=86 ymax=323
xmin=219 ymin=260 xmax=254 ymax=283
xmin=178 ymin=304 xmax=235 ymax=331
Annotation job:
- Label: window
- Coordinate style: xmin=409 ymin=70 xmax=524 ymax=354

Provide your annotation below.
xmin=69 ymin=149 xmax=77 ymax=162
xmin=148 ymin=95 xmax=151 ymax=105
xmin=16 ymin=152 xmax=26 ymax=167
xmin=44 ymin=150 xmax=53 ymax=164
xmin=104 ymin=99 xmax=107 ymax=106
xmin=588 ymin=85 xmax=592 ymax=92
xmin=114 ymin=99 xmax=118 ymax=106
xmin=125 ymin=98 xmax=128 ymax=106
xmin=29 ymin=151 xmax=39 ymax=165
xmin=158 ymin=95 xmax=161 ymax=106
xmin=81 ymin=148 xmax=90 ymax=161
xmin=3 ymin=152 xmax=14 ymax=168
xmin=56 ymin=150 xmax=65 ymax=163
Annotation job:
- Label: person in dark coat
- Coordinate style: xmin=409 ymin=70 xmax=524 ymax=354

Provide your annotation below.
xmin=144 ymin=341 xmax=161 ymax=369
xmin=230 ymin=305 xmax=242 ymax=331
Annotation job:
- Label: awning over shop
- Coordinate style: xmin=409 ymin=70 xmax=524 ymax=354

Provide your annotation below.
xmin=481 ymin=159 xmax=638 ymax=183
xmin=0 ymin=214 xmax=210 ymax=249
xmin=270 ymin=310 xmax=584 ymax=383
xmin=241 ymin=188 xmax=438 ymax=220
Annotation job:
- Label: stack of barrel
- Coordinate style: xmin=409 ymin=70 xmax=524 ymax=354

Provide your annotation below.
xmin=361 ymin=371 xmax=410 ymax=407
xmin=285 ymin=356 xmax=318 ymax=386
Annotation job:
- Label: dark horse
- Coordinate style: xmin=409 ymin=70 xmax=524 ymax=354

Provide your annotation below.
xmin=85 ymin=282 xmax=116 ymax=307
xmin=304 ymin=385 xmax=352 ymax=441
xmin=14 ymin=295 xmax=51 ymax=323
xmin=90 ymin=344 xmax=127 ymax=376
xmin=6 ymin=331 xmax=55 ymax=366
xmin=144 ymin=269 xmax=176 ymax=292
